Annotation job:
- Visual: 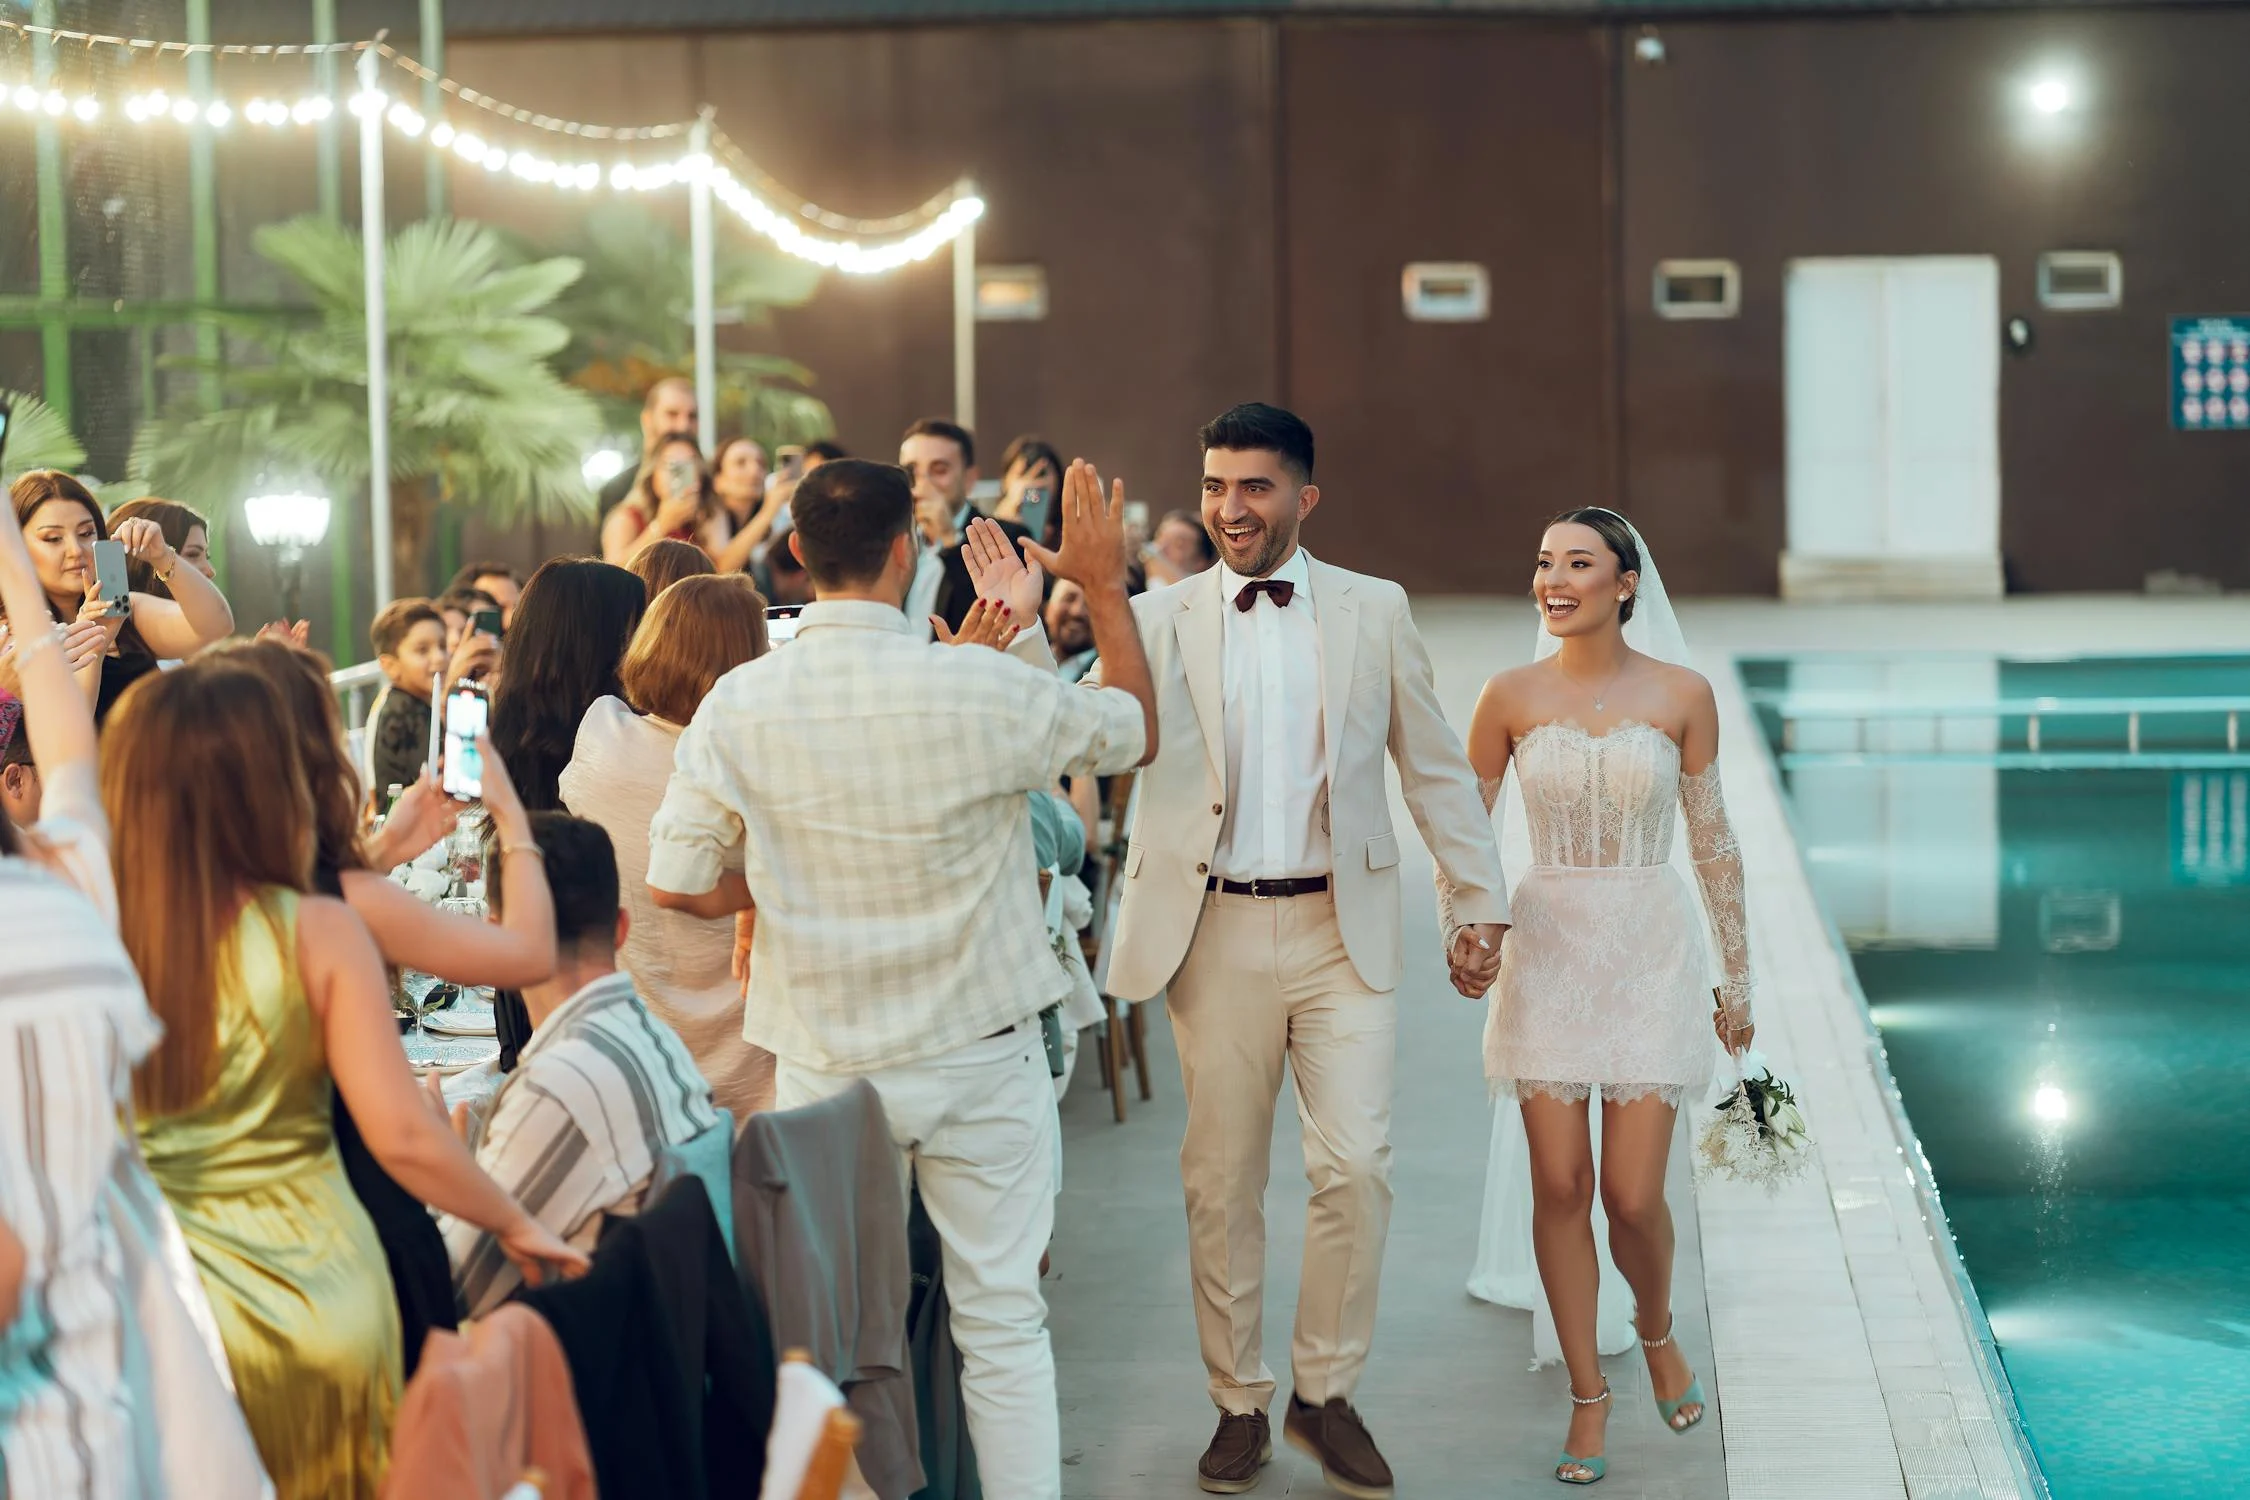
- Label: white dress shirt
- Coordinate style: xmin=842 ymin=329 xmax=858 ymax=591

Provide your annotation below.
xmin=904 ymin=548 xmax=945 ymax=642
xmin=646 ymin=600 xmax=1148 ymax=1073
xmin=1213 ymin=546 xmax=1331 ymax=881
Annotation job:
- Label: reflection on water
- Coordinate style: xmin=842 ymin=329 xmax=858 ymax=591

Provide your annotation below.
xmin=1763 ymin=657 xmax=2250 ymax=1498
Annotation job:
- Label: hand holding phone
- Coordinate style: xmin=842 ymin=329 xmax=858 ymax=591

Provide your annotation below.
xmin=765 ymin=603 xmax=806 ymax=647
xmin=440 ymin=683 xmax=490 ymax=801
xmin=90 ymin=539 xmax=133 ymax=621
xmin=1016 ymin=486 xmax=1053 ymax=541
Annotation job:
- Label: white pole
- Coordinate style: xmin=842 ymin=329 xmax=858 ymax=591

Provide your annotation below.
xmin=689 ymin=113 xmax=718 ymax=456
xmin=358 ymin=47 xmax=394 ymax=609
xmin=952 ymin=177 xmax=977 ymax=431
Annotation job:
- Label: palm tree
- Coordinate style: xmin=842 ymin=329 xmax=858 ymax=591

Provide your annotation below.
xmin=132 ymin=215 xmax=599 ymax=590
xmin=545 ymin=205 xmax=835 ymax=447
xmin=0 ymin=389 xmax=88 ymax=484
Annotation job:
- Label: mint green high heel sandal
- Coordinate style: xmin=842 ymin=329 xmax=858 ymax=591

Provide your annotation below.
xmin=1554 ymin=1381 xmax=1610 ymax=1485
xmin=1638 ymin=1318 xmax=1707 ymax=1434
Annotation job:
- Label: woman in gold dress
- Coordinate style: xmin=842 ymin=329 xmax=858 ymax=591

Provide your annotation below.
xmin=103 ymin=659 xmax=587 ymax=1499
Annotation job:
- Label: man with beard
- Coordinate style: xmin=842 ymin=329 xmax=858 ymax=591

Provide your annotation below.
xmin=975 ymin=404 xmax=1509 ymax=1497
xmin=1042 ymin=579 xmax=1098 ymax=683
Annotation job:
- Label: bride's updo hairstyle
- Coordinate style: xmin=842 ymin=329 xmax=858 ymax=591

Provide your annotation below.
xmin=1547 ymin=507 xmax=1641 ymax=624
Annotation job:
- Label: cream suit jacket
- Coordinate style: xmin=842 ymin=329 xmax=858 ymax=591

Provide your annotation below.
xmin=1054 ymin=555 xmax=1509 ymax=1002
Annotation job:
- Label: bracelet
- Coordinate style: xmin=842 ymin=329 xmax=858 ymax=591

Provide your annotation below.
xmin=499 ymin=840 xmax=546 ymax=861
xmin=7 ymin=624 xmax=66 ymax=663
xmin=154 ymin=550 xmax=179 ymax=585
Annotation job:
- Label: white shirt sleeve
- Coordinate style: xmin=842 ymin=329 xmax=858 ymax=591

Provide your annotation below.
xmin=645 ymin=705 xmax=748 ymax=897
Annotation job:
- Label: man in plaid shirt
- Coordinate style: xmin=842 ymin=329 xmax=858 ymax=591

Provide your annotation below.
xmin=648 ymin=457 xmax=1157 ymax=1500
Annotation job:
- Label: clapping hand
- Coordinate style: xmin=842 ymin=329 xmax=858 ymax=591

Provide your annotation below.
xmin=963 ymin=516 xmax=1046 ymax=621
xmin=257 ymin=619 xmax=312 ymax=649
xmin=933 ymin=598 xmax=1022 ymax=651
xmin=1447 ymin=923 xmax=1506 ymax=999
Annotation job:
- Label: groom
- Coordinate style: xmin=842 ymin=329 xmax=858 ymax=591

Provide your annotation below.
xmin=1071 ymin=405 xmax=1510 ymax=1495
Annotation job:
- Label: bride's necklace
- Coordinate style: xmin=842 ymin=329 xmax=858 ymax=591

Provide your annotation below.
xmin=1556 ymin=657 xmax=1629 ymax=713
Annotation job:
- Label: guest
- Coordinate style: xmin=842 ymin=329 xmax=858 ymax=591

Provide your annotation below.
xmin=1042 ymin=579 xmax=1098 ymax=683
xmin=602 ymin=434 xmax=724 ymax=566
xmin=629 ymin=537 xmax=716 ymax=601
xmin=223 ymin=638 xmax=557 ymax=1381
xmin=107 ymin=496 xmax=217 ymax=594
xmin=1143 ymin=507 xmax=1217 ymax=588
xmin=803 ymin=438 xmax=848 ymax=470
xmin=366 ymin=598 xmax=494 ymax=805
xmin=713 ymin=436 xmax=791 ymax=576
xmin=444 ymin=560 xmax=523 ymax=625
xmin=491 ymin=557 xmax=647 ymax=1067
xmin=444 ymin=812 xmax=720 ymax=1318
xmin=595 ymin=376 xmax=699 ymax=517
xmin=108 ymin=660 xmax=583 ymax=1500
xmin=993 ymin=435 xmax=1065 ymax=552
xmin=3 ymin=471 xmax=233 ymax=722
xmin=561 ymin=573 xmax=775 ymax=1120
xmin=0 ymin=499 xmax=176 ymax=1498
xmin=647 ymin=458 xmax=1159 ymax=1499
xmin=436 ymin=587 xmax=502 ymax=654
xmin=0 ymin=497 xmax=106 ymax=909
xmin=898 ymin=418 xmax=1030 ymax=638
xmin=762 ymin=527 xmax=815 ymax=607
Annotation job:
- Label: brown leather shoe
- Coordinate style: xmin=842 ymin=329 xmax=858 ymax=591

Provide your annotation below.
xmin=1197 ymin=1410 xmax=1273 ymax=1494
xmin=1283 ymin=1394 xmax=1394 ymax=1499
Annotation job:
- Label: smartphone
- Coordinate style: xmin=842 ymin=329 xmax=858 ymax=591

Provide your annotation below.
xmin=91 ymin=538 xmax=133 ymax=620
xmin=440 ymin=683 xmax=489 ymax=801
xmin=772 ymin=447 xmax=806 ymax=485
xmin=765 ymin=603 xmax=806 ymax=647
xmin=1017 ymin=486 xmax=1053 ymax=542
xmin=1121 ymin=500 xmax=1151 ymax=542
xmin=469 ymin=607 xmax=504 ymax=641
xmin=663 ymin=455 xmax=699 ymax=503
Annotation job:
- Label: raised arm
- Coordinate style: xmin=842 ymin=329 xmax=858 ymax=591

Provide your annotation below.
xmin=303 ymin=895 xmax=586 ymax=1285
xmin=1022 ymin=461 xmax=1157 ymax=766
xmin=1678 ymin=676 xmax=1754 ymax=1055
xmin=108 ymin=516 xmax=234 ymax=658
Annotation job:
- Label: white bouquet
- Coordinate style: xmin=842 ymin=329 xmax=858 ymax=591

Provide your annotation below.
xmin=1695 ymin=1050 xmax=1815 ymax=1193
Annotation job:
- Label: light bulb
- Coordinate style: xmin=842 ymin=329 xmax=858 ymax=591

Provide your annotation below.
xmin=72 ymin=96 xmax=99 ymax=122
xmin=2030 ymin=79 xmax=2071 ymax=115
xmin=2031 ymin=1085 xmax=2068 ymax=1123
xmin=169 ymin=97 xmax=196 ymax=124
xmin=429 ymin=121 xmax=455 ymax=147
xmin=44 ymin=90 xmax=68 ymax=117
xmin=205 ymin=100 xmax=230 ymax=128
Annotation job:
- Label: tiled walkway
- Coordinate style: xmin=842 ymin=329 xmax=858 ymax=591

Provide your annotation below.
xmin=1048 ymin=592 xmax=2250 ymax=1500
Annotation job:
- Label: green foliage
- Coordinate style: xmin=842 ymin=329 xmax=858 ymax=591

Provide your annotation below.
xmin=545 ymin=204 xmax=835 ymax=449
xmin=131 ymin=217 xmax=602 ymax=552
xmin=0 ymin=388 xmax=88 ymax=484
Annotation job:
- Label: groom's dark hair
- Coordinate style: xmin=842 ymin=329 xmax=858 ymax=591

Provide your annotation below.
xmin=1199 ymin=403 xmax=1314 ymax=486
xmin=1550 ymin=507 xmax=1643 ymax=625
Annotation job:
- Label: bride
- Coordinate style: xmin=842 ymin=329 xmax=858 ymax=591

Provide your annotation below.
xmin=1438 ymin=508 xmax=1754 ymax=1486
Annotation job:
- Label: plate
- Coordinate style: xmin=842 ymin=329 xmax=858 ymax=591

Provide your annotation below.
xmin=405 ymin=1033 xmax=500 ymax=1075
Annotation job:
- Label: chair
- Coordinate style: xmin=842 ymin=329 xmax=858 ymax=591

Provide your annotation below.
xmin=1083 ymin=773 xmax=1154 ymax=1122
xmin=649 ymin=1108 xmax=737 ymax=1268
xmin=761 ymin=1350 xmax=864 ymax=1500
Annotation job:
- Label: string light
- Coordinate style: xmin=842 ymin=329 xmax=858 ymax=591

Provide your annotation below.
xmin=3 ymin=72 xmax=983 ymax=269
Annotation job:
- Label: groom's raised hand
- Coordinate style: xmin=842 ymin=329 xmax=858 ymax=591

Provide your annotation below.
xmin=1447 ymin=923 xmax=1506 ymax=999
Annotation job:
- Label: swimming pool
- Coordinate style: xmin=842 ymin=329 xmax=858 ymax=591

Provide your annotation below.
xmin=1746 ymin=653 xmax=2250 ymax=1500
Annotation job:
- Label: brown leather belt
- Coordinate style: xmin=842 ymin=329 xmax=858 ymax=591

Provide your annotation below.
xmin=1206 ymin=875 xmax=1331 ymax=899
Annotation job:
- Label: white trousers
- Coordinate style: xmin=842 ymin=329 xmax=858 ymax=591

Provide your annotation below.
xmin=776 ymin=1027 xmax=1061 ymax=1500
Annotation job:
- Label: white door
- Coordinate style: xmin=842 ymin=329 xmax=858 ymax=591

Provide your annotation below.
xmin=1783 ymin=257 xmax=2002 ymax=599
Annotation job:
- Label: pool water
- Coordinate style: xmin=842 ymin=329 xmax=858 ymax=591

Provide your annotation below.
xmin=1750 ymin=656 xmax=2250 ymax=1500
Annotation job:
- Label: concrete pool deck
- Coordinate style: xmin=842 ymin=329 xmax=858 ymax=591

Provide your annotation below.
xmin=1048 ymin=593 xmax=2250 ymax=1500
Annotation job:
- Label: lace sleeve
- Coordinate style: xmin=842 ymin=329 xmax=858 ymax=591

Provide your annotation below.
xmin=1680 ymin=763 xmax=1752 ymax=1023
xmin=1435 ymin=776 xmax=1505 ymax=950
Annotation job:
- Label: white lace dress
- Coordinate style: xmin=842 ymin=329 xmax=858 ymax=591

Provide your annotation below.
xmin=1445 ymin=719 xmax=1752 ymax=1108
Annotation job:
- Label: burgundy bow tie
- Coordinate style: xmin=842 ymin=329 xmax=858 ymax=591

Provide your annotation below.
xmin=1235 ymin=578 xmax=1296 ymax=612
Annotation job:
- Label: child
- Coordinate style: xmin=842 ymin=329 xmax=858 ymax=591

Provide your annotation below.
xmin=368 ymin=598 xmax=449 ymax=803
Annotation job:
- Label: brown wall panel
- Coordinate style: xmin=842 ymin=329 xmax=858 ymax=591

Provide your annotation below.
xmin=1622 ymin=9 xmax=2250 ymax=593
xmin=1280 ymin=21 xmax=1610 ymax=595
xmin=456 ymin=21 xmax=1277 ymax=510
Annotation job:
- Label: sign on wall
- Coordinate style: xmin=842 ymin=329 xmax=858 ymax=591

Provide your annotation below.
xmin=2171 ymin=317 xmax=2250 ymax=431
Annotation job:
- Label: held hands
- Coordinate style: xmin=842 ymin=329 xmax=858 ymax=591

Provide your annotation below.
xmin=933 ymin=598 xmax=1022 ymax=651
xmin=1447 ymin=923 xmax=1507 ymax=999
xmin=1022 ymin=460 xmax=1129 ymax=594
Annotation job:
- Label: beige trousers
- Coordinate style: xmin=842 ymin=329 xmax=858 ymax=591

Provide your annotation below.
xmin=1166 ymin=890 xmax=1396 ymax=1415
